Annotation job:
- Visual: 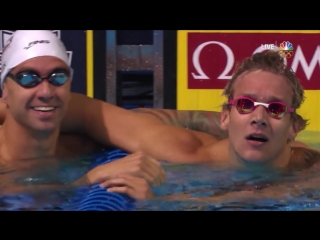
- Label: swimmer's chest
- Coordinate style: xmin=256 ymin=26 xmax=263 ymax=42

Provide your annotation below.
xmin=56 ymin=133 xmax=104 ymax=158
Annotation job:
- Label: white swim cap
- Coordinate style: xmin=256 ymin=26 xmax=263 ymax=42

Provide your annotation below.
xmin=0 ymin=30 xmax=71 ymax=86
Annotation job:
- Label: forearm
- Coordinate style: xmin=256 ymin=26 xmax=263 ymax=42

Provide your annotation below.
xmin=70 ymin=167 xmax=106 ymax=187
xmin=131 ymin=108 xmax=228 ymax=140
xmin=71 ymin=174 xmax=91 ymax=187
xmin=136 ymin=124 xmax=214 ymax=163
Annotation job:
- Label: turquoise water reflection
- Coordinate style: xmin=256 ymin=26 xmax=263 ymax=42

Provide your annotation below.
xmin=0 ymin=130 xmax=319 ymax=210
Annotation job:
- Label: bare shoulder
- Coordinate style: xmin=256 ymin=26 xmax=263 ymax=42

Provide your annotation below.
xmin=290 ymin=140 xmax=310 ymax=148
xmin=204 ymin=139 xmax=231 ymax=165
xmin=288 ymin=146 xmax=320 ymax=170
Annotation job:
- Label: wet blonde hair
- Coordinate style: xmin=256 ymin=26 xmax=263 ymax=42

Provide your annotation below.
xmin=222 ymin=50 xmax=308 ymax=130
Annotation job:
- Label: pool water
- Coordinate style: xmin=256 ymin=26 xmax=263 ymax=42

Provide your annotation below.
xmin=137 ymin=130 xmax=320 ymax=211
xmin=0 ymin=131 xmax=319 ymax=211
xmin=137 ymin=161 xmax=320 ymax=211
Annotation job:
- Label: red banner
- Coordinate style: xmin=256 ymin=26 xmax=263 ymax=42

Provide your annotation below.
xmin=187 ymin=32 xmax=320 ymax=89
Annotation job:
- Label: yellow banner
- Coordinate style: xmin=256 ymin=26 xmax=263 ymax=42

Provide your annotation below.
xmin=86 ymin=30 xmax=94 ymax=98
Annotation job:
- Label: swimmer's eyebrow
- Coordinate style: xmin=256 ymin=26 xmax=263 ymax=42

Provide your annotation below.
xmin=238 ymin=93 xmax=286 ymax=103
xmin=14 ymin=67 xmax=70 ymax=74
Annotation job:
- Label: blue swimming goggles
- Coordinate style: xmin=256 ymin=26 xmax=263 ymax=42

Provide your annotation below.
xmin=7 ymin=68 xmax=73 ymax=88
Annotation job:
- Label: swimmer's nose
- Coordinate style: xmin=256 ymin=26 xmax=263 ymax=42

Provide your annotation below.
xmin=250 ymin=105 xmax=268 ymax=127
xmin=35 ymin=80 xmax=54 ymax=101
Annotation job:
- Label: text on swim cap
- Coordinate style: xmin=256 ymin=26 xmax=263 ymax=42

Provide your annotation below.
xmin=24 ymin=40 xmax=50 ymax=50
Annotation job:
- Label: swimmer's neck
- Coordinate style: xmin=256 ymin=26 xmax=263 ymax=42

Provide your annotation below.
xmin=228 ymin=143 xmax=292 ymax=170
xmin=0 ymin=115 xmax=60 ymax=161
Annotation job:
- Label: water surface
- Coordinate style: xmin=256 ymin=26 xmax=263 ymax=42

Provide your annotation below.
xmin=0 ymin=131 xmax=319 ymax=211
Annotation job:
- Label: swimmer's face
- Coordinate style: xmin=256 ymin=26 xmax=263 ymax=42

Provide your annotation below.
xmin=220 ymin=70 xmax=298 ymax=166
xmin=2 ymin=56 xmax=71 ymax=132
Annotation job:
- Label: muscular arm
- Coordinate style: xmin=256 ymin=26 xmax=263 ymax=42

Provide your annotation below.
xmin=0 ymin=96 xmax=226 ymax=140
xmin=66 ymin=93 xmax=215 ymax=163
xmin=1 ymin=92 xmax=316 ymax=166
xmin=1 ymin=94 xmax=216 ymax=163
xmin=130 ymin=108 xmax=228 ymax=140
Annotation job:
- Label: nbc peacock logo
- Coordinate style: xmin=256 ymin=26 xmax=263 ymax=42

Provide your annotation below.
xmin=278 ymin=41 xmax=294 ymax=58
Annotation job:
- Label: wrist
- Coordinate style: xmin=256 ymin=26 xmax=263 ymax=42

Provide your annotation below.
xmin=71 ymin=174 xmax=91 ymax=187
xmin=86 ymin=164 xmax=110 ymax=185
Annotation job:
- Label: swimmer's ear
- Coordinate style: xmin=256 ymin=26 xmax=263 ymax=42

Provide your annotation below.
xmin=220 ymin=109 xmax=230 ymax=131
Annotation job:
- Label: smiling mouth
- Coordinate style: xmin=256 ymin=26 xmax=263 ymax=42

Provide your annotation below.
xmin=32 ymin=107 xmax=56 ymax=112
xmin=245 ymin=134 xmax=269 ymax=142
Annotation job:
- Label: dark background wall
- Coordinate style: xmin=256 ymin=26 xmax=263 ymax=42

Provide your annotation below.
xmin=93 ymin=30 xmax=177 ymax=109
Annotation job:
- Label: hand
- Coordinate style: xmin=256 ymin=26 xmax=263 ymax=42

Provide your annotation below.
xmin=100 ymin=174 xmax=154 ymax=200
xmin=86 ymin=152 xmax=166 ymax=186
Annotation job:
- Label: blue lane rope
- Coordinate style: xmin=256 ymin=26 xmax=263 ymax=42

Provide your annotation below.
xmin=71 ymin=148 xmax=135 ymax=211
